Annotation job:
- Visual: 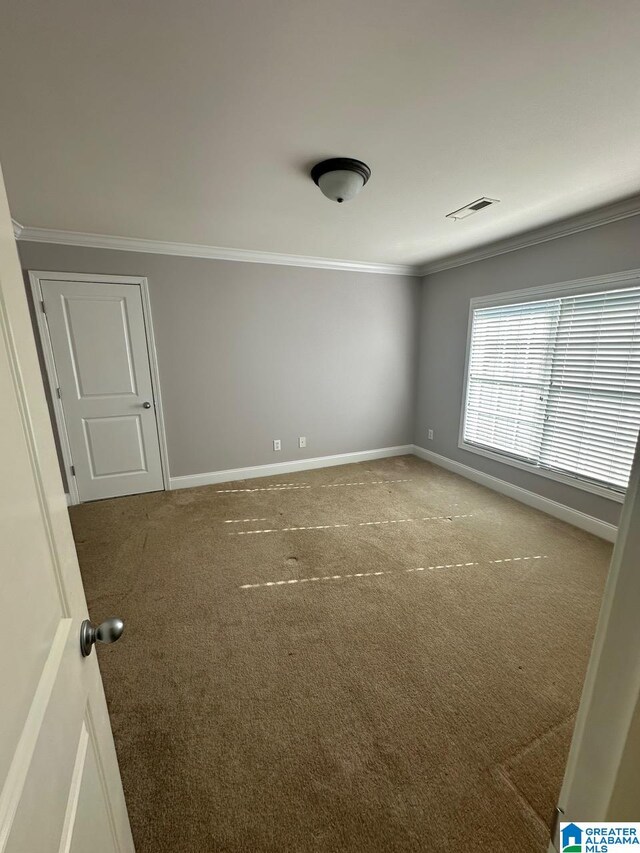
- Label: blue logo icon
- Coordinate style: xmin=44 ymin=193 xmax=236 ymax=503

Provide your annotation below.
xmin=562 ymin=823 xmax=582 ymax=852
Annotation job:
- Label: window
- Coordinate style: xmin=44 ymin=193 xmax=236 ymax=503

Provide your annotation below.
xmin=461 ymin=277 xmax=640 ymax=498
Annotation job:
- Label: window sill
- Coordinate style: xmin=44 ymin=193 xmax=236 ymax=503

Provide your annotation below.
xmin=458 ymin=440 xmax=626 ymax=504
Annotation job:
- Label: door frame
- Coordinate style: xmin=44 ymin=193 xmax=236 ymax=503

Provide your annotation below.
xmin=548 ymin=432 xmax=640 ymax=849
xmin=28 ymin=270 xmax=170 ymax=505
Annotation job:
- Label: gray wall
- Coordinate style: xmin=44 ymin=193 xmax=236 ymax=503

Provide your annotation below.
xmin=416 ymin=214 xmax=640 ymax=527
xmin=18 ymin=241 xmax=420 ymax=478
xmin=20 ymin=214 xmax=639 ymax=522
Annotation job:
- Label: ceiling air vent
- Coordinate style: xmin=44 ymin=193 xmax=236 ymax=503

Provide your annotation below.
xmin=446 ymin=197 xmax=500 ymax=221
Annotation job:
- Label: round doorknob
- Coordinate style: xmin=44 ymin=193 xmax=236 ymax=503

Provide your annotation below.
xmin=142 ymin=401 xmax=152 ymax=409
xmin=80 ymin=617 xmax=124 ymax=657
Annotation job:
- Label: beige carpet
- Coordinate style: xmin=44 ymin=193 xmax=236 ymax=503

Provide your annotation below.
xmin=70 ymin=455 xmax=611 ymax=853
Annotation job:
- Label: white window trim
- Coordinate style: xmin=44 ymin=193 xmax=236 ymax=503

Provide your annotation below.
xmin=458 ymin=267 xmax=640 ymax=504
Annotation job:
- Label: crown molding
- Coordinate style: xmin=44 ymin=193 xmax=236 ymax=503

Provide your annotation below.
xmin=13 ymin=191 xmax=640 ymax=277
xmin=14 ymin=225 xmax=415 ymax=276
xmin=416 ymin=193 xmax=640 ymax=276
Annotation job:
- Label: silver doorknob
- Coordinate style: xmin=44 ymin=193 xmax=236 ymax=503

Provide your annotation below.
xmin=80 ymin=617 xmax=124 ymax=657
xmin=142 ymin=401 xmax=152 ymax=409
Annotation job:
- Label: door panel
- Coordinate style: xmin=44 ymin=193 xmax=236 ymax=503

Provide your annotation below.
xmin=41 ymin=279 xmax=163 ymax=502
xmin=69 ymin=729 xmax=117 ymax=853
xmin=0 ymin=310 xmax=67 ymax=786
xmin=7 ymin=624 xmax=89 ymax=853
xmin=83 ymin=415 xmax=147 ymax=477
xmin=63 ymin=296 xmax=138 ymax=398
xmin=0 ymin=161 xmax=134 ymax=851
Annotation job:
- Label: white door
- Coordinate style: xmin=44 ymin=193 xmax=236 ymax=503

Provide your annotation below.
xmin=0 ymin=163 xmax=134 ymax=851
xmin=549 ymin=432 xmax=640 ymax=850
xmin=36 ymin=275 xmax=164 ymax=502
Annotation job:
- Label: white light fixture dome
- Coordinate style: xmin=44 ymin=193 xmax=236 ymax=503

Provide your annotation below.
xmin=311 ymin=158 xmax=371 ymax=203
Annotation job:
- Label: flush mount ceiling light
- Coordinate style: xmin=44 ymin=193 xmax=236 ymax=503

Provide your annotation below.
xmin=310 ymin=158 xmax=371 ymax=203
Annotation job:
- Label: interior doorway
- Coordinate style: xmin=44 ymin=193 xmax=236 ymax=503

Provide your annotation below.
xmin=29 ymin=271 xmax=169 ymax=503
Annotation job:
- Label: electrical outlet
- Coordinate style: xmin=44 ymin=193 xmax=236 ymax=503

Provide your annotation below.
xmin=428 ymin=429 xmax=434 ymax=440
xmin=273 ymin=439 xmax=281 ymax=451
xmin=298 ymin=436 xmax=307 ymax=448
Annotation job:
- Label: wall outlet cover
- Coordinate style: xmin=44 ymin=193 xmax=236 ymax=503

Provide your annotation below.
xmin=273 ymin=439 xmax=281 ymax=451
xmin=299 ymin=436 xmax=307 ymax=448
xmin=428 ymin=429 xmax=434 ymax=440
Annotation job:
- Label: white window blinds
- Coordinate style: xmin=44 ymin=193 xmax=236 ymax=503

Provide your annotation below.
xmin=463 ymin=285 xmax=640 ymax=492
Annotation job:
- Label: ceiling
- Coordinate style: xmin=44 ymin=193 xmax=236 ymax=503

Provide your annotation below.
xmin=1 ymin=0 xmax=640 ymax=268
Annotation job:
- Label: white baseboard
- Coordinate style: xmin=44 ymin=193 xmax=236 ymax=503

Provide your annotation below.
xmin=169 ymin=442 xmax=617 ymax=542
xmin=169 ymin=445 xmax=414 ymax=490
xmin=412 ymin=445 xmax=617 ymax=542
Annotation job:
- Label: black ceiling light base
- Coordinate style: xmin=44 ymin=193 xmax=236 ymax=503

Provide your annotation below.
xmin=310 ymin=157 xmax=372 ymax=203
xmin=310 ymin=158 xmax=372 ymax=187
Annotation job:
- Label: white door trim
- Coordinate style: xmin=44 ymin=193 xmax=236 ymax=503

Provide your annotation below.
xmin=28 ymin=270 xmax=170 ymax=504
xmin=548 ymin=434 xmax=640 ymax=848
